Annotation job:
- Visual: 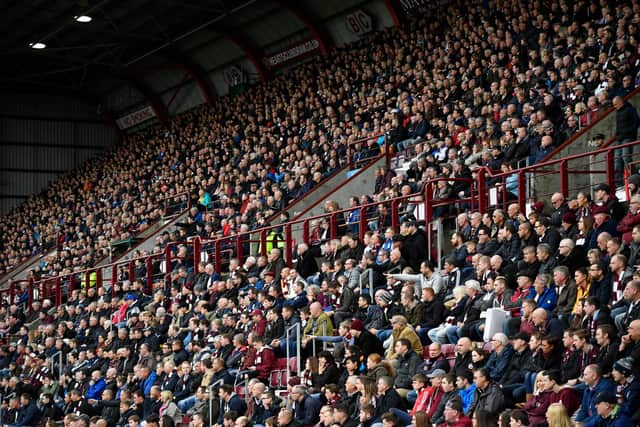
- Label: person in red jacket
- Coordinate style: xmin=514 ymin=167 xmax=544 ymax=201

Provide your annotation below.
xmin=250 ymin=309 xmax=267 ymax=337
xmin=617 ymin=195 xmax=640 ymax=244
xmin=249 ymin=335 xmax=276 ymax=382
xmin=438 ymin=399 xmax=471 ymax=427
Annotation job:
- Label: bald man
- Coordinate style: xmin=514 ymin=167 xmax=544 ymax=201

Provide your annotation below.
xmin=620 ymin=319 xmax=640 ymax=368
xmin=531 ymin=308 xmax=563 ymax=338
xmin=302 ymin=302 xmax=334 ymax=355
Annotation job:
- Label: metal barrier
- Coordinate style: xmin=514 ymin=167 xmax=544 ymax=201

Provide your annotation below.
xmin=208 ymin=378 xmax=224 ymax=426
xmin=10 ymin=140 xmax=639 ymax=312
xmin=474 ymin=140 xmax=640 ymax=215
xmin=48 ymin=350 xmax=64 ymax=380
xmin=285 ymin=323 xmax=302 ymax=381
xmin=359 ymin=269 xmax=374 ymax=297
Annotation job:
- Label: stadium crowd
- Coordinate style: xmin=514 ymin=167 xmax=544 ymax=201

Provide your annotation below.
xmin=3 ymin=0 xmax=640 ymax=283
xmin=3 ymin=0 xmax=640 ymax=427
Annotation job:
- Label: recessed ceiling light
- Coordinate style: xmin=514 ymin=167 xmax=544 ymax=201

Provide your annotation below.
xmin=74 ymin=15 xmax=92 ymax=23
xmin=29 ymin=42 xmax=46 ymax=49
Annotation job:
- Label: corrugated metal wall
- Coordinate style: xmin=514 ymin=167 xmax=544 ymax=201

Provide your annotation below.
xmin=0 ymin=93 xmax=116 ymax=215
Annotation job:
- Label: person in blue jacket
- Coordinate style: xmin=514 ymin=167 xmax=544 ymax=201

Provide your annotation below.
xmin=456 ymin=371 xmax=476 ymax=415
xmin=527 ymin=274 xmax=557 ymax=312
xmin=583 ymin=391 xmax=633 ymax=427
xmin=8 ymin=393 xmax=41 ymax=427
xmin=85 ymin=370 xmax=106 ymax=401
xmin=611 ymin=357 xmax=640 ymax=424
xmin=575 ymin=364 xmax=616 ymax=425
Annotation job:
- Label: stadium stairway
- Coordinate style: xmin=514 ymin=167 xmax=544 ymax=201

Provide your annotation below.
xmin=533 ymin=87 xmax=640 ymax=203
xmin=105 ymin=152 xmax=386 ymax=275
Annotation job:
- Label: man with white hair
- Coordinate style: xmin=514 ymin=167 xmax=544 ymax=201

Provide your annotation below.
xmin=446 ymin=280 xmax=484 ymax=344
xmin=556 ymin=238 xmax=588 ymax=275
xmin=484 ymin=333 xmax=514 ymax=381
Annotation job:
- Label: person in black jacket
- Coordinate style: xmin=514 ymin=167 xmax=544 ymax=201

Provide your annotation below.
xmin=90 ymin=388 xmax=120 ymax=426
xmin=399 ymin=220 xmax=428 ymax=272
xmin=452 ymin=337 xmax=474 ymax=378
xmin=393 ymin=339 xmax=422 ymax=392
xmin=173 ymin=361 xmax=198 ymax=401
xmin=349 ymin=320 xmax=384 ymax=358
xmin=613 ymin=96 xmax=639 ymax=183
xmin=313 ymin=352 xmax=340 ymax=392
xmin=40 ymin=393 xmax=64 ymax=424
xmin=495 ymin=224 xmax=521 ymax=264
xmin=466 ymin=368 xmax=505 ymax=418
xmin=376 ymin=376 xmax=405 ymax=416
xmin=291 ymin=385 xmax=321 ymax=427
xmin=499 ymin=333 xmax=532 ymax=406
xmin=296 ymin=243 xmax=322 ymax=281
xmin=66 ymin=388 xmax=94 ymax=417
xmin=416 ymin=288 xmax=445 ymax=344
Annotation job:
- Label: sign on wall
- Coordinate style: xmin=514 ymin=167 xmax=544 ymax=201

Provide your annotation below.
xmin=223 ymin=65 xmax=246 ymax=87
xmin=263 ymin=39 xmax=320 ymax=69
xmin=116 ymin=105 xmax=156 ymax=130
xmin=345 ymin=10 xmax=373 ymax=36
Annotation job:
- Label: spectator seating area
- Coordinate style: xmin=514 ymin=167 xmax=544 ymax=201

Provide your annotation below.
xmin=2 ymin=1 xmax=640 ymax=427
xmin=3 ymin=0 xmax=640 ymax=283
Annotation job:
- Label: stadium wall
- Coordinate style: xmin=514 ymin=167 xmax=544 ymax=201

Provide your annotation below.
xmin=534 ymin=90 xmax=640 ymax=200
xmin=0 ymin=92 xmax=116 ymax=215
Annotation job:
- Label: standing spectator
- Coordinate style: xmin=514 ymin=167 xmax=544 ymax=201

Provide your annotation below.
xmin=612 ymin=96 xmax=640 ymax=185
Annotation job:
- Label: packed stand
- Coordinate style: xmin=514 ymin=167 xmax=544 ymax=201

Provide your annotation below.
xmin=2 ymin=181 xmax=640 ymax=427
xmin=4 ymin=0 xmax=640 ymax=283
xmin=3 ymin=1 xmax=640 ymax=427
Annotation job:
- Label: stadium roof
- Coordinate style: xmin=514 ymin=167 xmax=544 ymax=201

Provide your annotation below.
xmin=0 ymin=0 xmax=367 ymax=113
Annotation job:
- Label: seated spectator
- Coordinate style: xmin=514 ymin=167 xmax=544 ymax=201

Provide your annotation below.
xmin=291 ymin=386 xmax=321 ymax=427
xmin=466 ymin=368 xmax=504 ymax=418
xmin=484 ymin=333 xmax=514 ymax=382
xmin=575 ymin=364 xmax=616 ymax=426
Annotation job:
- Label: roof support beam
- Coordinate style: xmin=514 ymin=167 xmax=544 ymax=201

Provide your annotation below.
xmin=165 ymin=50 xmax=217 ymax=104
xmin=119 ymin=74 xmax=169 ymax=123
xmin=382 ymin=0 xmax=401 ymax=26
xmin=220 ymin=31 xmax=269 ymax=83
xmin=272 ymin=0 xmax=331 ymax=55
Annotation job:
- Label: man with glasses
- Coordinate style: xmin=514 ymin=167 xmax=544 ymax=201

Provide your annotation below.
xmin=549 ymin=193 xmax=569 ymax=228
xmin=557 ymin=238 xmax=588 ymax=275
xmin=588 ymin=260 xmax=612 ymax=307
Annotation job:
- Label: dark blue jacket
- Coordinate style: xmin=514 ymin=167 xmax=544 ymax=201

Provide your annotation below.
xmin=575 ymin=378 xmax=616 ymax=423
xmin=485 ymin=344 xmax=514 ymax=381
xmin=14 ymin=401 xmax=41 ymax=427
xmin=217 ymin=394 xmax=247 ymax=424
xmin=294 ymin=395 xmax=321 ymax=427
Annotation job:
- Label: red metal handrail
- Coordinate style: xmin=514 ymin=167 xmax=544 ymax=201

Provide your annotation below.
xmin=475 ymin=139 xmax=640 ymax=213
xmin=12 ymin=140 xmax=640 ymax=311
xmin=541 ymin=86 xmax=640 ymax=161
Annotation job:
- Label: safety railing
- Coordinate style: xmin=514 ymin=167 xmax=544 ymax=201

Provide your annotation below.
xmin=48 ymin=350 xmax=64 ymax=380
xmin=285 ymin=323 xmax=302 ymax=380
xmin=209 ymin=378 xmax=224 ymax=425
xmin=474 ymin=140 xmax=640 ymax=214
xmin=8 ymin=177 xmax=478 ymax=311
xmin=12 ymin=142 xmax=638 ymax=311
